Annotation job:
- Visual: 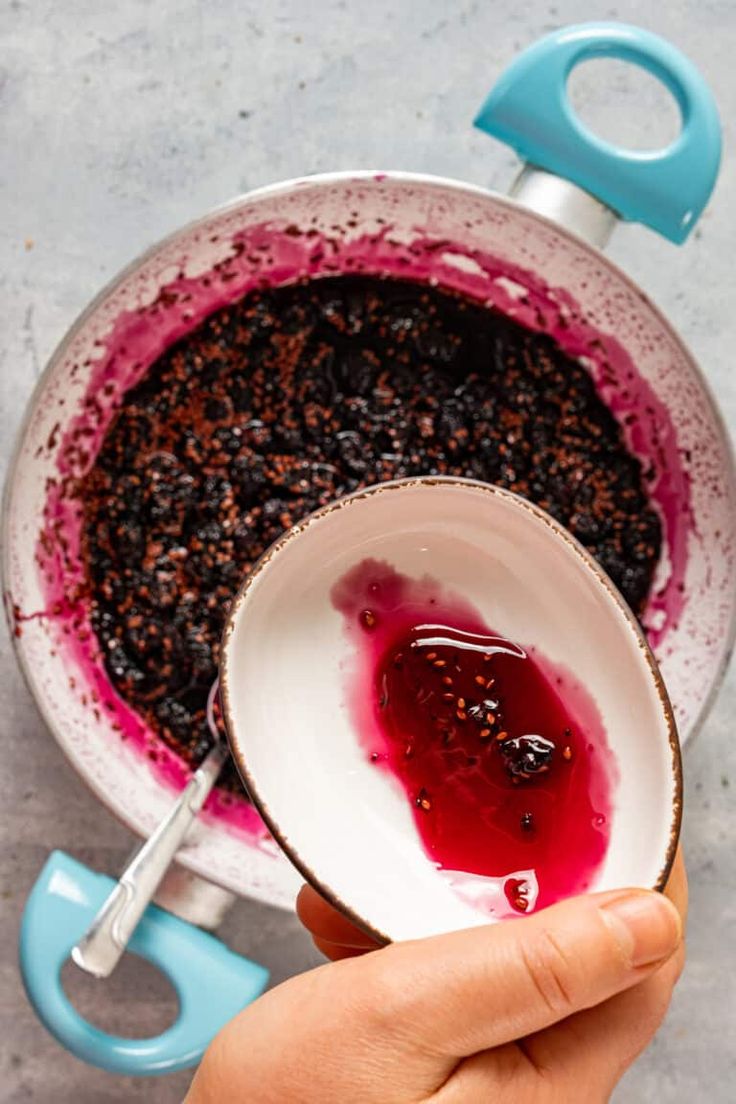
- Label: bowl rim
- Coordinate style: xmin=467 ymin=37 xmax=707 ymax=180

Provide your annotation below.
xmin=220 ymin=475 xmax=683 ymax=943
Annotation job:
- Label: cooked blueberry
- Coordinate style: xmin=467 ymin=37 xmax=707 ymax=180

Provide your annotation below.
xmin=499 ymin=734 xmax=556 ymax=778
xmin=80 ymin=274 xmax=660 ymax=798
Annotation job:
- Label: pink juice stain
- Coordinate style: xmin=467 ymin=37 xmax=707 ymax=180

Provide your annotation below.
xmin=332 ymin=560 xmax=616 ymax=917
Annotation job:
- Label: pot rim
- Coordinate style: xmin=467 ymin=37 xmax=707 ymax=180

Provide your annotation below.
xmin=2 ymin=169 xmax=733 ymax=879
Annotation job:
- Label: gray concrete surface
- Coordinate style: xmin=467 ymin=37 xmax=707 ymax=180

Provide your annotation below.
xmin=1 ymin=1 xmax=734 ymax=1100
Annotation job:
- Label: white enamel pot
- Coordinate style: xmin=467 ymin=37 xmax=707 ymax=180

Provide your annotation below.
xmin=3 ymin=22 xmax=735 ymax=1074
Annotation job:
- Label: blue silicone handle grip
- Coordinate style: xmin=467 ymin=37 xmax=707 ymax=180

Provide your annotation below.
xmin=474 ymin=21 xmax=722 ymax=243
xmin=19 ymin=851 xmax=269 ymax=1076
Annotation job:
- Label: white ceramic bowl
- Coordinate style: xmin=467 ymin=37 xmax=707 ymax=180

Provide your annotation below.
xmin=221 ymin=477 xmax=681 ymax=942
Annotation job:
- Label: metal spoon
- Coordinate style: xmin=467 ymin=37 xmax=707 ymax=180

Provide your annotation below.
xmin=71 ymin=679 xmax=228 ymax=978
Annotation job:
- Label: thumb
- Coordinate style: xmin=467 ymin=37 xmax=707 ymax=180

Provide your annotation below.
xmin=359 ymin=888 xmax=681 ymax=1060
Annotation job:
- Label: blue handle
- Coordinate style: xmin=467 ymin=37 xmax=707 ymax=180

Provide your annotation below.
xmin=19 ymin=852 xmax=269 ymax=1076
xmin=474 ymin=22 xmax=721 ymax=243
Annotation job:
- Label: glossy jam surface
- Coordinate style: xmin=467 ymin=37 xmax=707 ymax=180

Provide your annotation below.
xmin=333 ymin=560 xmax=616 ymax=917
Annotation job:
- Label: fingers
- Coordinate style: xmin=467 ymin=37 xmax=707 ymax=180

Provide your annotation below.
xmin=355 ymin=888 xmax=682 ymax=1059
xmin=433 ymin=899 xmax=686 ymax=1103
xmin=521 ymin=943 xmax=685 ymax=1100
xmin=435 ymin=954 xmax=683 ymax=1104
xmin=296 ymin=884 xmax=380 ymax=951
xmin=190 ymin=882 xmax=685 ymax=1104
xmin=664 ymin=847 xmax=688 ymax=924
xmin=530 ymin=851 xmax=686 ymax=1092
xmin=450 ymin=856 xmax=688 ymax=1102
xmin=431 ymin=1042 xmax=532 ymax=1103
xmin=521 ymin=850 xmax=687 ymax=1099
xmin=312 ymin=936 xmax=371 ymax=961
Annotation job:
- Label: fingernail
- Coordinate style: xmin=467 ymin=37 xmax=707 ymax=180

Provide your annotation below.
xmin=600 ymin=892 xmax=682 ymax=968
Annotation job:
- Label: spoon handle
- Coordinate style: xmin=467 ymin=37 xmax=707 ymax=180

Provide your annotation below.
xmin=71 ymin=740 xmax=228 ymax=978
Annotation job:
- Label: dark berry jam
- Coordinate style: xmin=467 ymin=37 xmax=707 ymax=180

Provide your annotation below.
xmin=332 ymin=560 xmax=614 ymax=916
xmin=81 ymin=274 xmax=659 ymax=790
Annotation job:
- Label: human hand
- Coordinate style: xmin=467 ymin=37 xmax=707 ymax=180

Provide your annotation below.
xmin=186 ymin=851 xmax=686 ymax=1103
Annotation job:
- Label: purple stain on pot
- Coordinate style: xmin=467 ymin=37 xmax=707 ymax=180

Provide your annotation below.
xmin=22 ymin=210 xmax=693 ymax=829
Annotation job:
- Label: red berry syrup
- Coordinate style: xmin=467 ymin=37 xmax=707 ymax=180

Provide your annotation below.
xmin=332 ymin=560 xmax=616 ymax=918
